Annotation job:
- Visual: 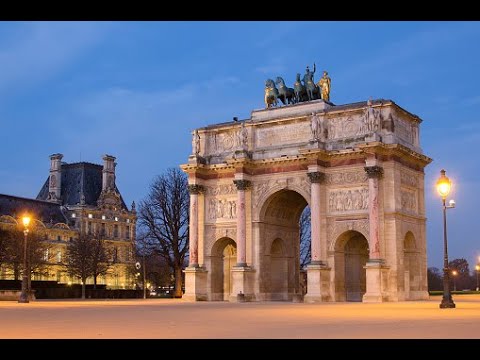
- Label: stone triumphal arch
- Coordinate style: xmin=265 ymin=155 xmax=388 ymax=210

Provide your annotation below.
xmin=181 ymin=98 xmax=431 ymax=302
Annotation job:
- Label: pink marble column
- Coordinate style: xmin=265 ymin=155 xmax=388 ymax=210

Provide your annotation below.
xmin=364 ymin=166 xmax=383 ymax=259
xmin=307 ymin=172 xmax=325 ymax=265
xmin=187 ymin=184 xmax=204 ymax=267
xmin=234 ymin=179 xmax=251 ymax=267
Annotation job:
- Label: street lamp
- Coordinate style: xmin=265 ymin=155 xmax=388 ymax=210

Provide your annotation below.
xmin=18 ymin=215 xmax=31 ymax=303
xmin=475 ymin=265 xmax=479 ymax=292
xmin=436 ymin=169 xmax=456 ymax=309
xmin=451 ymin=270 xmax=458 ymax=292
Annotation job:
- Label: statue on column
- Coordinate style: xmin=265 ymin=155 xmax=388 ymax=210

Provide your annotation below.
xmin=192 ymin=129 xmax=200 ymax=155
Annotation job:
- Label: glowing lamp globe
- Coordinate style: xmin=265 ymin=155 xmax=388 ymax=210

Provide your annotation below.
xmin=436 ymin=169 xmax=451 ymax=199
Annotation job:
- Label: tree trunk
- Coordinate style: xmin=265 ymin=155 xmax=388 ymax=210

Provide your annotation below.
xmin=173 ymin=266 xmax=183 ymax=298
xmin=93 ymin=275 xmax=97 ymax=290
xmin=13 ymin=263 xmax=19 ymax=281
xmin=81 ymin=278 xmax=86 ymax=299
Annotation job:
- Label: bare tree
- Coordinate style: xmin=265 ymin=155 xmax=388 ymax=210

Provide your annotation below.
xmin=65 ymin=233 xmax=94 ymax=299
xmin=138 ymin=167 xmax=189 ymax=298
xmin=2 ymin=227 xmax=50 ymax=281
xmin=90 ymin=236 xmax=111 ymax=290
xmin=0 ymin=228 xmax=10 ymax=268
xmin=299 ymin=206 xmax=311 ymax=269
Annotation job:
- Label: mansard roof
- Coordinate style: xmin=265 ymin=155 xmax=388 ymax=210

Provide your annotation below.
xmin=0 ymin=194 xmax=67 ymax=224
xmin=36 ymin=162 xmax=128 ymax=210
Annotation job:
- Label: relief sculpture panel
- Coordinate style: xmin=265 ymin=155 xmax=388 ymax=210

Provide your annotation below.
xmin=328 ymin=187 xmax=369 ymax=213
xmin=207 ymin=198 xmax=237 ymax=221
xmin=401 ymin=188 xmax=417 ymax=213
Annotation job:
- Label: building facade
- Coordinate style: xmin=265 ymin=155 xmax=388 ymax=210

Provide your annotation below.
xmin=181 ymin=99 xmax=431 ymax=302
xmin=0 ymin=154 xmax=137 ymax=289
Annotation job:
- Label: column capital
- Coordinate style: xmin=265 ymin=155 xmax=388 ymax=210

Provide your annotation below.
xmin=187 ymin=184 xmax=205 ymax=194
xmin=364 ymin=166 xmax=383 ymax=179
xmin=307 ymin=171 xmax=325 ymax=184
xmin=233 ymin=179 xmax=251 ymax=191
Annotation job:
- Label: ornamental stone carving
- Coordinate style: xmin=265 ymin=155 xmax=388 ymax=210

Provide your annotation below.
xmin=364 ymin=166 xmax=384 ymax=179
xmin=328 ymin=218 xmax=370 ymax=251
xmin=187 ymin=184 xmax=205 ymax=194
xmin=400 ymin=172 xmax=417 ymax=188
xmin=325 ymin=171 xmax=368 ymax=185
xmin=401 ymin=189 xmax=417 ymax=213
xmin=328 ymin=188 xmax=369 ymax=213
xmin=233 ymin=180 xmax=251 ymax=191
xmin=205 ymin=184 xmax=236 ymax=196
xmin=307 ymin=172 xmax=325 ymax=184
xmin=205 ymin=226 xmax=237 ymax=254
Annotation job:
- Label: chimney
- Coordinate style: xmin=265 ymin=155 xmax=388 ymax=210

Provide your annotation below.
xmin=102 ymin=154 xmax=116 ymax=191
xmin=48 ymin=153 xmax=63 ymax=203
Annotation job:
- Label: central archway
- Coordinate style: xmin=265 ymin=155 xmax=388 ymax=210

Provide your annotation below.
xmin=258 ymin=189 xmax=308 ymax=301
xmin=334 ymin=230 xmax=369 ymax=302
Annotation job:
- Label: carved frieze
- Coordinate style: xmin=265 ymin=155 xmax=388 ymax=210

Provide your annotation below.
xmin=205 ymin=226 xmax=237 ymax=254
xmin=328 ymin=188 xmax=369 ymax=213
xmin=325 ymin=171 xmax=367 ymax=185
xmin=204 ymin=184 xmax=236 ymax=196
xmin=255 ymin=121 xmax=311 ymax=148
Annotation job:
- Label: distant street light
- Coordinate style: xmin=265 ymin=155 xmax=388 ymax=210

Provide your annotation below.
xmin=18 ymin=215 xmax=31 ymax=303
xmin=475 ymin=265 xmax=480 ymax=292
xmin=451 ymin=270 xmax=458 ymax=292
xmin=436 ymin=169 xmax=456 ymax=309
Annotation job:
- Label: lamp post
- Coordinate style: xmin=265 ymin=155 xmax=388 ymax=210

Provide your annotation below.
xmin=475 ymin=265 xmax=479 ymax=292
xmin=18 ymin=215 xmax=31 ymax=303
xmin=436 ymin=169 xmax=456 ymax=309
xmin=451 ymin=270 xmax=458 ymax=292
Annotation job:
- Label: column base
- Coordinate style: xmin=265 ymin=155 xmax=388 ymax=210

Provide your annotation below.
xmin=229 ymin=266 xmax=255 ymax=302
xmin=183 ymin=266 xmax=208 ymax=301
xmin=362 ymin=260 xmax=390 ymax=303
xmin=304 ymin=263 xmax=332 ymax=303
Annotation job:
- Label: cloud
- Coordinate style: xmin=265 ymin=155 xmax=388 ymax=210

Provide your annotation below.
xmin=0 ymin=21 xmax=111 ymax=96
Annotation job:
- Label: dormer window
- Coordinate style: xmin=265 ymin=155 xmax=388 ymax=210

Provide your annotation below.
xmin=71 ymin=213 xmax=76 ymax=218
xmin=102 ymin=215 xmax=106 ymax=220
xmin=88 ymin=214 xmax=93 ymax=219
xmin=114 ymin=217 xmax=119 ymax=222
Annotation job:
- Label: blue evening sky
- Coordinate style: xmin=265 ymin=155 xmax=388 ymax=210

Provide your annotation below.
xmin=0 ymin=21 xmax=478 ymax=270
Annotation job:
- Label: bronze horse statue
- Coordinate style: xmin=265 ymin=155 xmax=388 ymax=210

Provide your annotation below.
xmin=293 ymin=73 xmax=308 ymax=103
xmin=275 ymin=77 xmax=295 ymax=106
xmin=264 ymin=79 xmax=279 ymax=108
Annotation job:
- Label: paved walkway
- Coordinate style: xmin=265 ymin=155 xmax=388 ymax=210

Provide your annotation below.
xmin=1 ymin=295 xmax=479 ymax=339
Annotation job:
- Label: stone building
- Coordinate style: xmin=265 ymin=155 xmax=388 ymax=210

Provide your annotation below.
xmin=181 ymin=99 xmax=431 ymax=302
xmin=0 ymin=154 xmax=137 ymax=288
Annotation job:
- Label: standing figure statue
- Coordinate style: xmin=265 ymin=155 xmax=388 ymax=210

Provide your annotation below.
xmin=310 ymin=112 xmax=320 ymax=141
xmin=317 ymin=70 xmax=332 ymax=102
xmin=303 ymin=63 xmax=319 ymax=101
xmin=192 ymin=129 xmax=200 ymax=155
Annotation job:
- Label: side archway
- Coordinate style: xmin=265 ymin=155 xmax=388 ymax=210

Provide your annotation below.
xmin=209 ymin=237 xmax=237 ymax=301
xmin=404 ymin=231 xmax=421 ymax=299
xmin=333 ymin=230 xmax=369 ymax=302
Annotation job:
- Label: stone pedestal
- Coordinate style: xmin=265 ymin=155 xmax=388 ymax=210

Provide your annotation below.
xmin=363 ymin=260 xmax=389 ymax=303
xmin=229 ymin=266 xmax=255 ymax=302
xmin=183 ymin=266 xmax=207 ymax=301
xmin=304 ymin=264 xmax=332 ymax=303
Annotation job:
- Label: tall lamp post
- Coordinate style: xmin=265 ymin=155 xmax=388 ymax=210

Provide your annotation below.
xmin=436 ymin=169 xmax=456 ymax=309
xmin=18 ymin=215 xmax=31 ymax=303
xmin=475 ymin=265 xmax=479 ymax=292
